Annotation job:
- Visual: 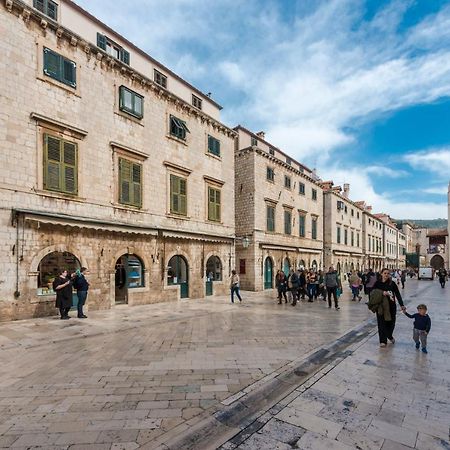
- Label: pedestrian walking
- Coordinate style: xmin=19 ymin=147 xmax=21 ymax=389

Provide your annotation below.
xmin=372 ymin=268 xmax=406 ymax=347
xmin=306 ymin=269 xmax=317 ymax=302
xmin=73 ymin=267 xmax=90 ymax=318
xmin=318 ymin=270 xmax=326 ymax=301
xmin=298 ymin=269 xmax=307 ymax=300
xmin=230 ymin=269 xmax=242 ymax=303
xmin=437 ymin=268 xmax=447 ymax=288
xmin=53 ymin=269 xmax=73 ymax=320
xmin=276 ymin=270 xmax=288 ymax=304
xmin=349 ymin=270 xmax=362 ymax=301
xmin=402 ymin=304 xmax=431 ymax=353
xmin=289 ymin=269 xmax=300 ymax=306
xmin=400 ymin=270 xmax=406 ymax=289
xmin=324 ymin=266 xmax=341 ymax=310
xmin=364 ymin=268 xmax=377 ymax=296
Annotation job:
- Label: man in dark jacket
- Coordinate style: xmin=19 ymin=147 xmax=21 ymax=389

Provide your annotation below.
xmin=73 ymin=267 xmax=90 ymax=318
xmin=325 ymin=266 xmax=341 ymax=310
xmin=53 ymin=269 xmax=73 ymax=320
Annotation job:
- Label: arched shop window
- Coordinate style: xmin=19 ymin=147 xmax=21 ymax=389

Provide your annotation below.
xmin=115 ymin=254 xmax=144 ymax=289
xmin=37 ymin=251 xmax=81 ymax=295
xmin=206 ymin=256 xmax=222 ymax=281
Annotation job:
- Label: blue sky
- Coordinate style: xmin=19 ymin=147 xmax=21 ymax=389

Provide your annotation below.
xmin=76 ymin=0 xmax=450 ymax=219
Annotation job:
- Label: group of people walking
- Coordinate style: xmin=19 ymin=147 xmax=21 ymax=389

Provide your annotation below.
xmin=275 ymin=267 xmax=342 ymax=309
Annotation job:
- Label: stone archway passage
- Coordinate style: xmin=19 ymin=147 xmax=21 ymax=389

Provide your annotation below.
xmin=430 ymin=254 xmax=445 ymax=270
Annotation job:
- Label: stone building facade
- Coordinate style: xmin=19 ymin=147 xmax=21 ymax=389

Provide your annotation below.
xmin=0 ymin=0 xmax=236 ymax=321
xmin=322 ymin=182 xmax=364 ymax=276
xmin=234 ymin=127 xmax=323 ymax=291
xmin=360 ymin=205 xmax=384 ymax=271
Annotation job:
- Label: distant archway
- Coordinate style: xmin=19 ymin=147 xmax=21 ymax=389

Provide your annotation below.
xmin=430 ymin=254 xmax=445 ymax=270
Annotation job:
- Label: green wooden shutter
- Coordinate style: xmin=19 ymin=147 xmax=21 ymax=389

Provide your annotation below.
xmin=44 ymin=134 xmax=61 ymax=191
xmin=179 ymin=178 xmax=187 ymax=215
xmin=208 ymin=188 xmax=215 ymax=221
xmin=119 ymin=158 xmax=131 ymax=204
xmin=121 ymin=49 xmax=130 ymax=65
xmin=132 ymin=163 xmax=142 ymax=207
xmin=46 ymin=0 xmax=57 ymax=19
xmin=62 ymin=141 xmax=77 ymax=194
xmin=34 ymin=0 xmax=44 ymax=13
xmin=62 ymin=59 xmax=76 ymax=88
xmin=97 ymin=33 xmax=107 ymax=50
xmin=43 ymin=48 xmax=61 ymax=80
xmin=215 ymin=189 xmax=221 ymax=221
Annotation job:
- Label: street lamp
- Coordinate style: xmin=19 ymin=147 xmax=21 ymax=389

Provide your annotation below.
xmin=236 ymin=236 xmax=250 ymax=248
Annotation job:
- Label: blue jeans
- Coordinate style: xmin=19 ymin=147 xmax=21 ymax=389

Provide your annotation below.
xmin=77 ymin=291 xmax=88 ymax=316
xmin=307 ymin=284 xmax=317 ymax=299
xmin=230 ymin=286 xmax=242 ymax=303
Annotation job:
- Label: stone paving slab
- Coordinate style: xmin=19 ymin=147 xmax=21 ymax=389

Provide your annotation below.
xmin=219 ymin=280 xmax=450 ymax=450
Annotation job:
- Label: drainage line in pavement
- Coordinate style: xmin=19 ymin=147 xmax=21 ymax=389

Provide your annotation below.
xmin=164 ymin=318 xmax=378 ymax=450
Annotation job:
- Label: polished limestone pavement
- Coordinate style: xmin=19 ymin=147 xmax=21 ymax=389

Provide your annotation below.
xmin=220 ymin=279 xmax=450 ymax=450
xmin=0 ymin=279 xmax=440 ymax=449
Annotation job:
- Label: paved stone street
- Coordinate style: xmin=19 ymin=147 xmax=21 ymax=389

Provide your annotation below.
xmin=0 ymin=280 xmax=448 ymax=449
xmin=219 ymin=280 xmax=450 ymax=450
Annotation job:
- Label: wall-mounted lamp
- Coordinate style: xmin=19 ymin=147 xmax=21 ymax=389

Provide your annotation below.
xmin=236 ymin=236 xmax=251 ymax=249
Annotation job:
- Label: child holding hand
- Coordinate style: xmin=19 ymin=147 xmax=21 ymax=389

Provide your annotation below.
xmin=403 ymin=304 xmax=431 ymax=353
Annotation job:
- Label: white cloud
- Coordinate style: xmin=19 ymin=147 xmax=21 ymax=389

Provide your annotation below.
xmin=422 ymin=186 xmax=449 ymax=195
xmin=405 ymin=147 xmax=450 ymax=176
xmin=317 ymin=164 xmax=447 ymax=219
xmin=365 ymin=166 xmax=408 ymax=178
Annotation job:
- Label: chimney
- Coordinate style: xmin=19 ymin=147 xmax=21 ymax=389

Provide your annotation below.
xmin=343 ymin=183 xmax=350 ymax=198
xmin=366 ymin=206 xmax=372 ymax=212
xmin=320 ymin=181 xmax=333 ymax=191
xmin=256 ymin=131 xmax=265 ymax=139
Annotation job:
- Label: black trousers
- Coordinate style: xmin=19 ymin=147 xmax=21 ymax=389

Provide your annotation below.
xmin=326 ymin=287 xmax=338 ymax=307
xmin=59 ymin=306 xmax=71 ymax=318
xmin=377 ymin=304 xmax=397 ymax=344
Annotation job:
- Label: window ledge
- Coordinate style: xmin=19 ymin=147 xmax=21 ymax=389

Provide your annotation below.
xmin=114 ymin=111 xmax=144 ymax=126
xmin=37 ymin=75 xmax=80 ymax=97
xmin=111 ymin=202 xmax=148 ymax=212
xmin=206 ymin=219 xmax=223 ymax=225
xmin=166 ymin=134 xmax=188 ymax=146
xmin=205 ymin=152 xmax=221 ymax=161
xmin=34 ymin=189 xmax=86 ymax=202
xmin=166 ymin=213 xmax=190 ymax=220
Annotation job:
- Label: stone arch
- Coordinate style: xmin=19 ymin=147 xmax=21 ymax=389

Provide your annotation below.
xmin=30 ymin=244 xmax=87 ymax=273
xmin=111 ymin=247 xmax=149 ymax=273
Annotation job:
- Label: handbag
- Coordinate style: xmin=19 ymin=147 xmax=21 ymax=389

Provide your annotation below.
xmin=336 ymin=287 xmax=342 ymax=297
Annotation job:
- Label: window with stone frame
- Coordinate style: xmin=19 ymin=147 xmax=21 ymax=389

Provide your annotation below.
xmin=207 ymin=186 xmax=221 ymax=222
xmin=311 ymin=217 xmax=318 ymax=240
xmin=154 ymin=69 xmax=167 ymax=88
xmin=266 ymin=166 xmax=274 ymax=182
xmin=170 ymin=115 xmax=190 ymax=141
xmin=34 ymin=0 xmax=57 ymax=20
xmin=312 ymin=188 xmax=317 ymax=201
xmin=170 ymin=174 xmax=187 ymax=215
xmin=119 ymin=86 xmax=143 ymax=119
xmin=299 ymin=214 xmax=306 ymax=237
xmin=299 ymin=182 xmax=305 ymax=195
xmin=207 ymin=135 xmax=221 ymax=157
xmin=284 ymin=210 xmax=292 ymax=235
xmin=337 ymin=226 xmax=341 ymax=243
xmin=284 ymin=175 xmax=291 ymax=189
xmin=266 ymin=204 xmax=275 ymax=232
xmin=43 ymin=134 xmax=78 ymax=195
xmin=192 ymin=94 xmax=202 ymax=110
xmin=118 ymin=158 xmax=142 ymax=208
xmin=97 ymin=33 xmax=130 ymax=64
xmin=43 ymin=48 xmax=76 ymax=88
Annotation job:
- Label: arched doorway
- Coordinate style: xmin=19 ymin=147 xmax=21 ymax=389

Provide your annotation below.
xmin=299 ymin=259 xmax=306 ymax=270
xmin=336 ymin=262 xmax=341 ymax=274
xmin=205 ymin=256 xmax=222 ymax=296
xmin=115 ymin=254 xmax=144 ymax=304
xmin=37 ymin=252 xmax=80 ymax=303
xmin=264 ymin=257 xmax=274 ymax=289
xmin=168 ymin=255 xmax=189 ymax=298
xmin=311 ymin=260 xmax=318 ymax=271
xmin=430 ymin=254 xmax=445 ymax=270
xmin=283 ymin=257 xmax=290 ymax=276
